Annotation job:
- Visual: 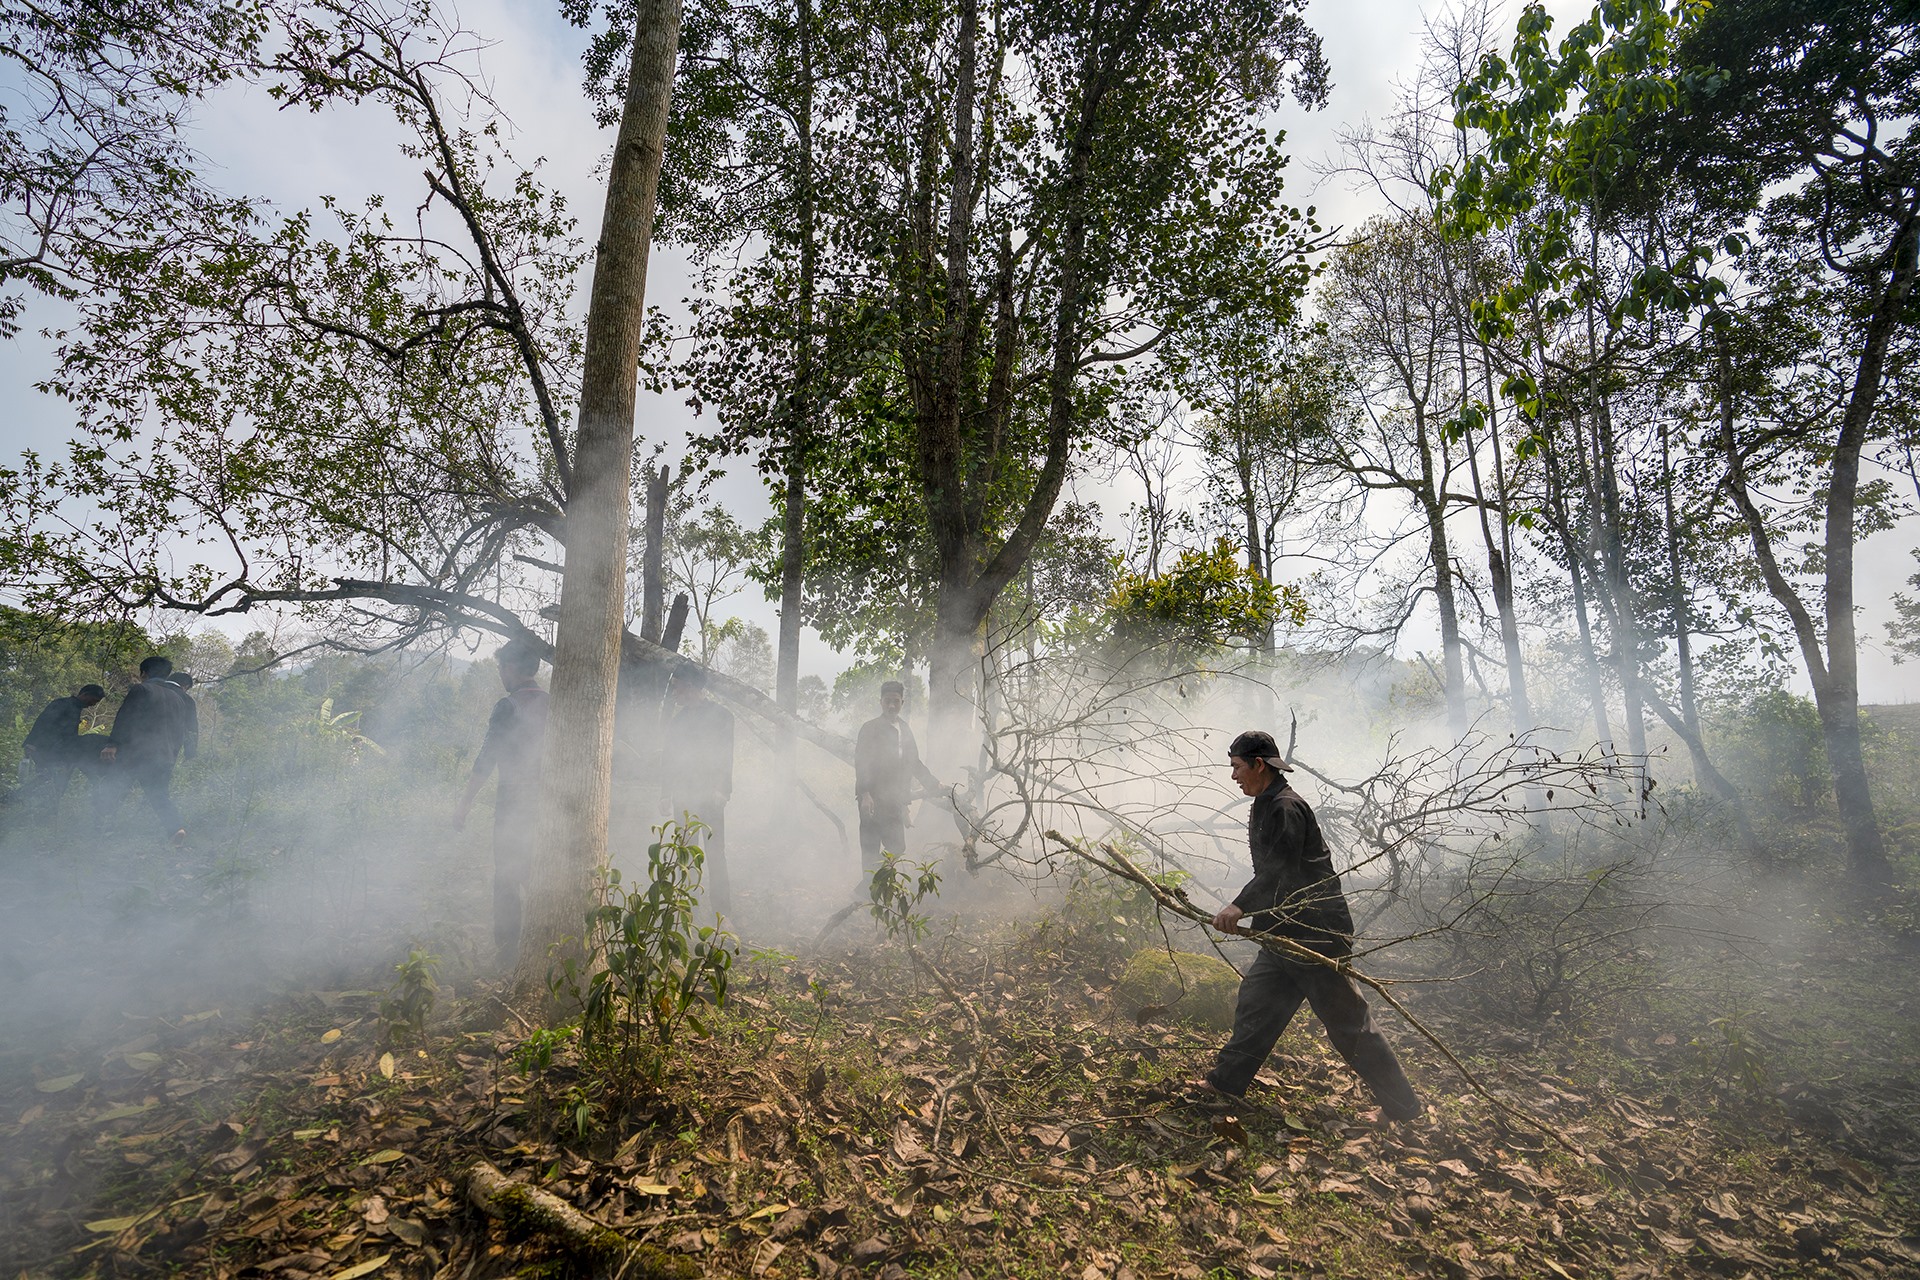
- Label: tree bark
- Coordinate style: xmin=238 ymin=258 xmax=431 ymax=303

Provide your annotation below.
xmin=516 ymin=0 xmax=682 ymax=990
xmin=640 ymin=463 xmax=671 ymax=642
xmin=1542 ymin=430 xmax=1616 ymax=752
xmin=1415 ymin=403 xmax=1468 ymax=736
xmin=463 ymin=1161 xmax=696 ymax=1279
xmin=774 ymin=0 xmax=817 ymax=727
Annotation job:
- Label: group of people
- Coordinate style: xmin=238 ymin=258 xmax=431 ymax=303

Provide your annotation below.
xmin=19 ymin=655 xmax=199 ymax=838
xmin=17 ymin=639 xmax=1421 ymax=1125
xmin=452 ymin=643 xmax=1420 ymax=1124
xmin=455 ymin=643 xmax=927 ymax=963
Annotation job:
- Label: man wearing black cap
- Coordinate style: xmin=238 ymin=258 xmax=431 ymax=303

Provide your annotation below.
xmin=854 ymin=680 xmax=920 ymax=877
xmin=664 ymin=665 xmax=735 ymax=915
xmin=1200 ymin=729 xmax=1423 ymax=1123
xmin=21 ymin=684 xmax=107 ymax=812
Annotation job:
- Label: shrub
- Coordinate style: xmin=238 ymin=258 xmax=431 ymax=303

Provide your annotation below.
xmin=563 ymin=819 xmax=737 ymax=1085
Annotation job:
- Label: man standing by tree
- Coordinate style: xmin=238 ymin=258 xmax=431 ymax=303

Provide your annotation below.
xmin=854 ymin=681 xmax=920 ymax=880
xmin=20 ymin=684 xmax=106 ymax=814
xmin=663 ymin=667 xmax=735 ymax=916
xmin=1199 ymin=730 xmax=1422 ymax=1123
xmin=456 ymin=640 xmax=550 ymax=964
xmin=98 ymin=656 xmax=187 ymax=841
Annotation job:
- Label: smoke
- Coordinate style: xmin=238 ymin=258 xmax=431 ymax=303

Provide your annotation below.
xmin=0 ymin=601 xmax=1817 ymax=1087
xmin=0 ymin=645 xmax=501 ymax=1057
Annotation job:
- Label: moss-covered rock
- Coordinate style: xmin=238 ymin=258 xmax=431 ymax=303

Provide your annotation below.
xmin=1115 ymin=947 xmax=1242 ymax=1030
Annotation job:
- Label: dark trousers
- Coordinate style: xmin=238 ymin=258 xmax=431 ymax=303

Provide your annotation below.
xmin=96 ymin=754 xmax=182 ymax=837
xmin=672 ymin=798 xmax=731 ymax=917
xmin=494 ymin=805 xmax=535 ymax=963
xmin=23 ymin=748 xmax=93 ymax=813
xmin=1209 ymin=946 xmax=1422 ymax=1120
xmin=492 ymin=862 xmax=526 ymax=964
xmin=858 ymin=805 xmax=907 ymax=878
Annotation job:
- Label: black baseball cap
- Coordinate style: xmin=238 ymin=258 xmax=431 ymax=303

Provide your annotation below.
xmin=1228 ymin=730 xmax=1292 ymax=771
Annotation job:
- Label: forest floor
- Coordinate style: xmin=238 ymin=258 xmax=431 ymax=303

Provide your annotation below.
xmin=3 ymin=851 xmax=1920 ymax=1280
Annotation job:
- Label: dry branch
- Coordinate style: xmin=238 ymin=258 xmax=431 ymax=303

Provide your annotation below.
xmin=1042 ymin=830 xmax=1585 ymax=1155
xmin=462 ymin=1160 xmax=701 ymax=1279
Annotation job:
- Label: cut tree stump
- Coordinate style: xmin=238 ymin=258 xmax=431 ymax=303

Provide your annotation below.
xmin=461 ymin=1160 xmax=703 ymax=1279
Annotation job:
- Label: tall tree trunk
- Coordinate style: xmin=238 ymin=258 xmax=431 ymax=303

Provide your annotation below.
xmin=1716 ymin=209 xmax=1909 ymax=888
xmin=516 ymin=0 xmax=682 ymax=989
xmin=1439 ymin=208 xmax=1530 ymax=731
xmin=1543 ymin=431 xmax=1616 ymax=751
xmin=919 ymin=0 xmax=981 ymax=760
xmin=1720 ymin=314 xmax=1896 ymax=886
xmin=1484 ymin=387 xmax=1530 ymax=729
xmin=1658 ymin=421 xmax=1709 ymax=767
xmin=1459 ymin=332 xmax=1530 ymax=730
xmin=1814 ymin=224 xmax=1913 ymax=887
xmin=1415 ymin=407 xmax=1467 ymax=734
xmin=775 ymin=0 xmax=816 ymax=725
xmin=1589 ymin=392 xmax=1647 ymax=759
xmin=1652 ymin=421 xmax=1756 ymax=849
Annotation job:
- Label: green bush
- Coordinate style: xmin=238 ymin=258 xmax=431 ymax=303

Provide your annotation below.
xmin=564 ymin=819 xmax=738 ymax=1084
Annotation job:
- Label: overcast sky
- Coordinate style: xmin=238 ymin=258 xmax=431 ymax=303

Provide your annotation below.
xmin=5 ymin=0 xmax=1918 ymax=699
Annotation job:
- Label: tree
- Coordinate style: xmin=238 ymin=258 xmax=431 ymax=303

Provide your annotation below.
xmin=1314 ymin=217 xmax=1477 ymax=733
xmin=0 ymin=0 xmax=265 ymax=336
xmin=0 ymin=0 xmax=693 ymax=971
xmin=1647 ymin=0 xmax=1919 ymax=884
xmin=523 ymin=0 xmax=686 ymax=985
xmin=1185 ymin=315 xmax=1334 ymax=633
xmin=9 ymin=5 xmax=583 ymax=634
xmin=1326 ymin=0 xmax=1535 ymax=731
xmin=1107 ymin=539 xmax=1305 ymax=664
xmin=896 ymin=0 xmax=1327 ymax=754
xmin=666 ymin=503 xmax=773 ymax=663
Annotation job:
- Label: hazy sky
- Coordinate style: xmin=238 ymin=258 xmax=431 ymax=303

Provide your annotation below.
xmin=4 ymin=0 xmax=1917 ymax=699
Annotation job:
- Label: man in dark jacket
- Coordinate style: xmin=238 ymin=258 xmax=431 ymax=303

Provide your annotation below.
xmin=21 ymin=684 xmax=106 ymax=811
xmin=98 ymin=655 xmax=187 ymax=839
xmin=456 ymin=640 xmax=549 ymax=963
xmin=663 ymin=666 xmax=735 ymax=915
xmin=854 ymin=680 xmax=920 ymax=877
xmin=1200 ymin=730 xmax=1422 ymax=1122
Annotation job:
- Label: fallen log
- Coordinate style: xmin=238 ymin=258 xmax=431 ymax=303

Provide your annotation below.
xmin=461 ymin=1160 xmax=701 ymax=1279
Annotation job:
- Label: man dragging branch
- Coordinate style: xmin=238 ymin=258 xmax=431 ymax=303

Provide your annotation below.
xmin=1197 ymin=730 xmax=1423 ymax=1123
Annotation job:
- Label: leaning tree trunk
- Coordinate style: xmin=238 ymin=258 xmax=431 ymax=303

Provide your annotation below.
xmin=517 ymin=0 xmax=683 ymax=991
xmin=1815 ymin=292 xmax=1904 ymax=888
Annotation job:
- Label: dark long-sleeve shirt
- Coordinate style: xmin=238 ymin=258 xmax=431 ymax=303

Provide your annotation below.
xmin=854 ymin=714 xmax=920 ymax=810
xmin=108 ymin=681 xmax=184 ymax=763
xmin=1232 ymin=777 xmax=1355 ymax=956
xmin=666 ymin=698 xmax=734 ymax=806
xmin=473 ymin=683 xmax=549 ymax=817
xmin=26 ymin=696 xmax=91 ymax=760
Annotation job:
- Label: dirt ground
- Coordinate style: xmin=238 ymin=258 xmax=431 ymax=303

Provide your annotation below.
xmin=3 ymin=830 xmax=1919 ymax=1280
